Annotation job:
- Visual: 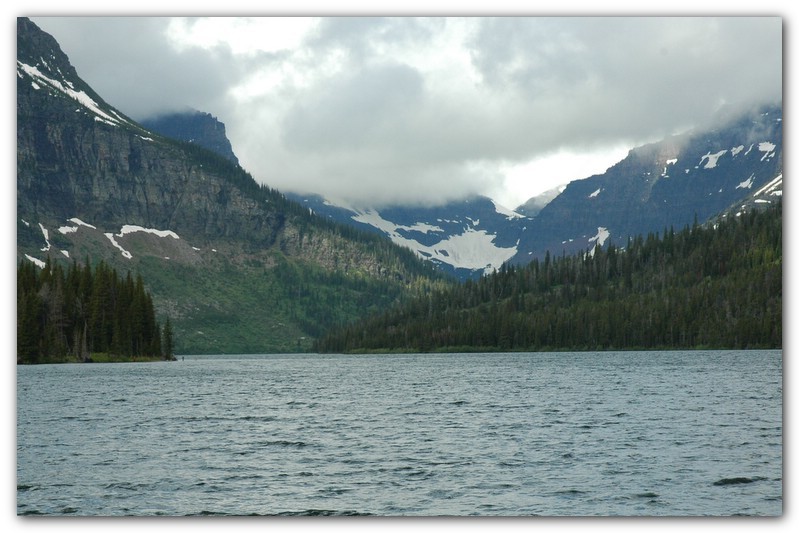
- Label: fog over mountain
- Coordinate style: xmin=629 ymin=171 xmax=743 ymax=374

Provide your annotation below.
xmin=32 ymin=16 xmax=782 ymax=208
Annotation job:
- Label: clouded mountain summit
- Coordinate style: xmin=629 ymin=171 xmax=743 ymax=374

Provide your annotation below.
xmin=283 ymin=104 xmax=782 ymax=278
xmin=144 ymin=97 xmax=782 ymax=280
xmin=32 ymin=17 xmax=783 ymax=209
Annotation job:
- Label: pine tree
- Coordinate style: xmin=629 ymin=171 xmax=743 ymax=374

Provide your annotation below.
xmin=162 ymin=317 xmax=175 ymax=361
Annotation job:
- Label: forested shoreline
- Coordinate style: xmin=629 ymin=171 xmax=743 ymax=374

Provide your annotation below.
xmin=316 ymin=204 xmax=782 ymax=353
xmin=17 ymin=259 xmax=175 ymax=364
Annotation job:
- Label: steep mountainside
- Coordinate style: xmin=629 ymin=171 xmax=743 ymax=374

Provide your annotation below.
xmin=140 ymin=109 xmax=240 ymax=166
xmin=515 ymin=106 xmax=783 ymax=262
xmin=16 ymin=18 xmax=443 ymax=354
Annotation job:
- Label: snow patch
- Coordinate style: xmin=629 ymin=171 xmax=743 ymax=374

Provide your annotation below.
xmin=118 ymin=225 xmax=180 ymax=239
xmin=754 ymin=174 xmax=782 ymax=197
xmin=407 ymin=222 xmax=446 ymax=234
xmin=58 ymin=217 xmax=97 ymax=234
xmin=25 ymin=254 xmax=46 ymax=269
xmin=588 ymin=227 xmax=610 ymax=257
xmin=736 ymin=174 xmax=755 ymax=190
xmin=38 ymin=223 xmax=51 ymax=252
xmin=352 ymin=209 xmax=443 ymax=236
xmin=104 ymin=233 xmax=132 ymax=259
xmin=17 ymin=61 xmax=128 ymax=127
xmin=699 ymin=150 xmax=727 ymax=169
xmin=72 ymin=218 xmax=96 ymax=228
xmin=661 ymin=158 xmax=678 ymax=177
xmin=352 ymin=208 xmax=516 ymax=273
xmin=589 ymin=227 xmax=610 ymax=247
xmin=731 ymin=145 xmax=745 ymax=156
xmin=588 ymin=188 xmax=602 ymax=198
xmin=101 ymin=225 xmax=180 ymax=259
xmin=758 ymin=142 xmax=776 ymax=161
xmin=61 ymin=250 xmax=70 ymax=258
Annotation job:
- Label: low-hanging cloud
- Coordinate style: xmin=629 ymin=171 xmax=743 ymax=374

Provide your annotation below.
xmin=32 ymin=16 xmax=782 ymax=208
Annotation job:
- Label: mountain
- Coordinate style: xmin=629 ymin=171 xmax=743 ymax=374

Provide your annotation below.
xmin=16 ymin=18 xmax=443 ymax=354
xmin=291 ymin=104 xmax=782 ymax=277
xmin=139 ymin=110 xmax=532 ymax=281
xmin=515 ymin=185 xmax=565 ymax=218
xmin=515 ymin=105 xmax=783 ymax=261
xmin=140 ymin=109 xmax=240 ymax=166
xmin=287 ymin=194 xmax=530 ymax=280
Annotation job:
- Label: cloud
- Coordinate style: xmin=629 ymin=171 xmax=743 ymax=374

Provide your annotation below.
xmin=467 ymin=17 xmax=782 ymax=145
xmin=281 ymin=62 xmax=426 ymax=152
xmin=31 ymin=17 xmax=241 ymax=119
xmin=31 ymin=16 xmax=782 ymax=208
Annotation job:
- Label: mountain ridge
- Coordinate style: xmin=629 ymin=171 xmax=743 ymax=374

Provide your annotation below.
xmin=289 ymin=104 xmax=782 ymax=276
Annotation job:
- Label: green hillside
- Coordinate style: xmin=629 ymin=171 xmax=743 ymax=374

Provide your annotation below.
xmin=316 ymin=204 xmax=782 ymax=353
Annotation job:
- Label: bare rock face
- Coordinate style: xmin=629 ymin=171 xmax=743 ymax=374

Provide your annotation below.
xmin=17 ymin=18 xmax=282 ymax=249
xmin=141 ymin=109 xmax=240 ymax=166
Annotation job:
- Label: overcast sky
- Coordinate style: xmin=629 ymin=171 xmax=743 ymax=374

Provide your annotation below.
xmin=30 ymin=15 xmax=782 ymax=209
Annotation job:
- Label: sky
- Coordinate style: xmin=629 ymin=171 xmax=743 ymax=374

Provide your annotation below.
xmin=26 ymin=13 xmax=783 ymax=209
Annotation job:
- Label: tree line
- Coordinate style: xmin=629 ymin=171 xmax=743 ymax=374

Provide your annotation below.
xmin=315 ymin=203 xmax=782 ymax=353
xmin=17 ymin=258 xmax=175 ymax=363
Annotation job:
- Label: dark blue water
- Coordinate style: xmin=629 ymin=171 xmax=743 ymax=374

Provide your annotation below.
xmin=17 ymin=350 xmax=782 ymax=516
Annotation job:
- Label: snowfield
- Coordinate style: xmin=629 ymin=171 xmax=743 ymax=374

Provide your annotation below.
xmin=351 ymin=208 xmax=517 ymax=274
xmin=699 ymin=150 xmax=727 ymax=169
xmin=118 ymin=225 xmax=180 ymax=239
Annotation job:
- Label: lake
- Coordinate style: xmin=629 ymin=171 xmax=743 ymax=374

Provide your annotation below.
xmin=16 ymin=350 xmax=782 ymax=516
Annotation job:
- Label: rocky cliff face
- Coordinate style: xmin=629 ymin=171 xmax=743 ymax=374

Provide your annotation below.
xmin=17 ymin=21 xmax=281 ymax=249
xmin=141 ymin=109 xmax=240 ymax=166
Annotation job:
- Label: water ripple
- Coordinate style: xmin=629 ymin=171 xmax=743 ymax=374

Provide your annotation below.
xmin=17 ymin=350 xmax=782 ymax=516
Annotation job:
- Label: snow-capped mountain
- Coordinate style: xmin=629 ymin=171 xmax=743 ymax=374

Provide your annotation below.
xmin=290 ymin=103 xmax=781 ymax=277
xmin=288 ymin=194 xmax=531 ymax=279
xmin=291 ymin=106 xmax=782 ymax=279
xmin=514 ymin=104 xmax=783 ymax=262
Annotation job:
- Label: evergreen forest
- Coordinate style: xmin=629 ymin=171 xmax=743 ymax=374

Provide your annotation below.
xmin=17 ymin=258 xmax=175 ymax=364
xmin=315 ymin=204 xmax=782 ymax=353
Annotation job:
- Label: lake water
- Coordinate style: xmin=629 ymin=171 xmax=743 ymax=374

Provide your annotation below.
xmin=17 ymin=350 xmax=782 ymax=516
